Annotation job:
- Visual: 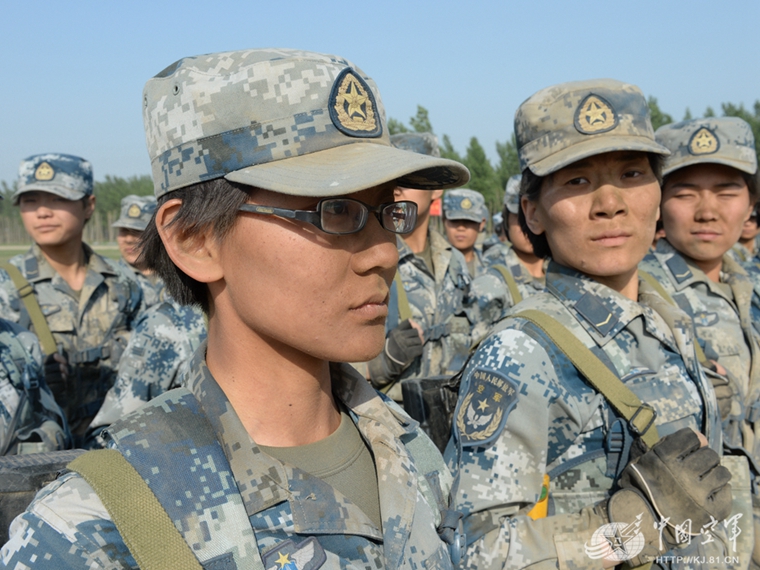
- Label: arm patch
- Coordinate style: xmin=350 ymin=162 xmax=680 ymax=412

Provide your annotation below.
xmin=455 ymin=367 xmax=519 ymax=448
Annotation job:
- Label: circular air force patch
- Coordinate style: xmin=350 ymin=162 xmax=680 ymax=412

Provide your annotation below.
xmin=460 ymin=197 xmax=473 ymax=210
xmin=574 ymin=94 xmax=618 ymax=135
xmin=127 ymin=204 xmax=142 ymax=218
xmin=688 ymin=127 xmax=720 ymax=155
xmin=329 ymin=68 xmax=381 ymax=138
xmin=34 ymin=162 xmax=55 ymax=181
xmin=456 ymin=368 xmax=519 ymax=447
xmin=262 ymin=537 xmax=326 ymax=570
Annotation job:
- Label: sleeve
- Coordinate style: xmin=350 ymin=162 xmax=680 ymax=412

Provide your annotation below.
xmin=446 ymin=327 xmax=609 ymax=570
xmin=0 ymin=269 xmax=21 ymax=323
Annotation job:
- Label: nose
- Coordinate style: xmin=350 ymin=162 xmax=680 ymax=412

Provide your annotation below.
xmin=590 ymin=182 xmax=627 ymax=219
xmin=694 ymin=192 xmax=719 ymax=221
xmin=353 ymin=212 xmax=399 ymax=277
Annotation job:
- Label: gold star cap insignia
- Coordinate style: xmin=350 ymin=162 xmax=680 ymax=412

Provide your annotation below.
xmin=35 ymin=162 xmax=55 ymax=181
xmin=127 ymin=204 xmax=142 ymax=218
xmin=574 ymin=94 xmax=618 ymax=135
xmin=329 ymin=68 xmax=381 ymax=138
xmin=688 ymin=127 xmax=719 ymax=155
xmin=461 ymin=198 xmax=472 ymax=210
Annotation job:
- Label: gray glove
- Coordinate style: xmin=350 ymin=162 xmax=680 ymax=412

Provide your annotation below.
xmin=369 ymin=320 xmax=423 ymax=388
xmin=603 ymin=428 xmax=732 ymax=565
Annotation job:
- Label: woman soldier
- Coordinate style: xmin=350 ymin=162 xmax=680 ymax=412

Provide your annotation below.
xmin=446 ymin=79 xmax=747 ymax=569
xmin=2 ymin=48 xmax=469 ymax=569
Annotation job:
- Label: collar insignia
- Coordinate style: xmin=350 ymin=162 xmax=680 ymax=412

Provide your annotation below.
xmin=329 ymin=68 xmax=381 ymax=138
xmin=127 ymin=204 xmax=142 ymax=218
xmin=688 ymin=127 xmax=719 ymax=155
xmin=461 ymin=198 xmax=473 ymax=210
xmin=575 ymin=94 xmax=618 ymax=134
xmin=34 ymin=162 xmax=55 ymax=181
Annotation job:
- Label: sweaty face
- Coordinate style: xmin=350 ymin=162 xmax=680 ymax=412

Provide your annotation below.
xmin=217 ymin=183 xmax=398 ymax=364
xmin=444 ymin=217 xmax=482 ymax=252
xmin=661 ymin=164 xmax=752 ymax=264
xmin=116 ymin=228 xmax=144 ymax=267
xmin=18 ymin=191 xmax=93 ymax=247
xmin=524 ymin=151 xmax=660 ymax=284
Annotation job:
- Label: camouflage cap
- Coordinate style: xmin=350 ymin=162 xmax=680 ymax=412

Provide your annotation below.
xmin=390 ymin=132 xmax=441 ymax=157
xmin=503 ymin=174 xmax=522 ymax=214
xmin=14 ymin=153 xmax=93 ymax=204
xmin=515 ymin=79 xmax=669 ymax=176
xmin=443 ymin=189 xmax=486 ymax=223
xmin=492 ymin=211 xmax=503 ymax=226
xmin=655 ymin=117 xmax=757 ymax=176
xmin=112 ymin=194 xmax=158 ymax=231
xmin=143 ymin=49 xmax=469 ymax=198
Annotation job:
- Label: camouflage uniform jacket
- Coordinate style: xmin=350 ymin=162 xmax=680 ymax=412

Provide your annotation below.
xmin=0 ymin=244 xmax=142 ymax=434
xmin=86 ymin=300 xmax=207 ymax=446
xmin=390 ymin=229 xmax=475 ymax=379
xmin=2 ymin=348 xmax=456 ymax=569
xmin=116 ymin=258 xmax=166 ymax=310
xmin=0 ymin=319 xmax=69 ymax=455
xmin=641 ymin=239 xmax=760 ymax=460
xmin=445 ymin=262 xmax=726 ymax=570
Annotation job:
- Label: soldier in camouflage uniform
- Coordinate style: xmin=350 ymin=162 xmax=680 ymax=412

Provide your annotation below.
xmin=0 ymin=154 xmax=142 ymax=442
xmin=446 ymin=79 xmax=749 ymax=569
xmin=730 ymin=203 xmax=760 ymax=265
xmin=2 ymin=48 xmax=471 ymax=569
xmin=442 ymin=189 xmax=487 ymax=277
xmin=85 ymin=299 xmax=206 ymax=447
xmin=112 ymin=194 xmax=166 ymax=308
xmin=368 ymin=132 xmax=475 ymax=399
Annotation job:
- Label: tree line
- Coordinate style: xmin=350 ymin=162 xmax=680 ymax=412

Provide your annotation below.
xmin=1 ymin=98 xmax=759 ymax=245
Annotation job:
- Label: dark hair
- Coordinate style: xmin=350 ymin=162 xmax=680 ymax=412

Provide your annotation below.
xmin=138 ymin=178 xmax=252 ymax=312
xmin=518 ymin=153 xmax=664 ymax=259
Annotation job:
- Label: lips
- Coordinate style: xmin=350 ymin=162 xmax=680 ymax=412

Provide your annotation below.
xmin=591 ymin=230 xmax=632 ymax=246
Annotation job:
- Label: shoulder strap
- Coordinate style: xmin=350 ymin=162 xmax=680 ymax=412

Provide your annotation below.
xmin=638 ymin=269 xmax=709 ymax=365
xmin=515 ymin=309 xmax=660 ymax=449
xmin=0 ymin=262 xmax=57 ymax=355
xmin=490 ymin=264 xmax=523 ymax=305
xmin=69 ymin=449 xmax=203 ymax=570
xmin=394 ymin=270 xmax=413 ymax=322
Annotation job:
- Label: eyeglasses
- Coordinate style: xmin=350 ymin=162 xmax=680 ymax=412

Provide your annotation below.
xmin=237 ymin=198 xmax=418 ymax=235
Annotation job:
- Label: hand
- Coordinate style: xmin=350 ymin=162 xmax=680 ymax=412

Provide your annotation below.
xmin=705 ymin=362 xmax=734 ymax=420
xmin=44 ymin=351 xmax=69 ymax=406
xmin=368 ymin=319 xmax=424 ymax=387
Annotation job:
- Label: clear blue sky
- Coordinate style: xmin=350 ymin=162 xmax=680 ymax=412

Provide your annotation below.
xmin=2 ymin=0 xmax=759 ymax=186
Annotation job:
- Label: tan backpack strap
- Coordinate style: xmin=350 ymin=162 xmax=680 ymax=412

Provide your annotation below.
xmin=638 ymin=270 xmax=709 ymax=365
xmin=516 ymin=309 xmax=660 ymax=449
xmin=394 ymin=270 xmax=413 ymax=322
xmin=1 ymin=262 xmax=57 ymax=355
xmin=491 ymin=264 xmax=523 ymax=305
xmin=69 ymin=449 xmax=203 ymax=570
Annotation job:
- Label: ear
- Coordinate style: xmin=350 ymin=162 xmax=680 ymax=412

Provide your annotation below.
xmin=431 ymin=189 xmax=443 ymax=201
xmin=156 ymin=199 xmax=224 ymax=284
xmin=521 ymin=195 xmax=545 ymax=236
xmin=479 ymin=219 xmax=486 ymax=232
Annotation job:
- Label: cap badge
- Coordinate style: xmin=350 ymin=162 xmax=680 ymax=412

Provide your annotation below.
xmin=127 ymin=204 xmax=142 ymax=218
xmin=688 ymin=127 xmax=719 ymax=155
xmin=34 ymin=162 xmax=55 ymax=181
xmin=575 ymin=94 xmax=618 ymax=135
xmin=461 ymin=198 xmax=473 ymax=210
xmin=329 ymin=68 xmax=381 ymax=138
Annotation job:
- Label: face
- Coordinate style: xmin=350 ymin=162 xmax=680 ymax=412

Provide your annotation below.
xmin=661 ymin=164 xmax=752 ymax=263
xmin=18 ymin=191 xmax=94 ymax=247
xmin=740 ymin=212 xmax=759 ymax=241
xmin=523 ymin=151 xmax=660 ymax=281
xmin=116 ymin=228 xmax=144 ymax=266
xmin=506 ymin=212 xmax=535 ymax=256
xmin=216 ymin=183 xmax=398 ymax=363
xmin=444 ymin=217 xmax=483 ymax=252
xmin=394 ymin=187 xmax=442 ymax=218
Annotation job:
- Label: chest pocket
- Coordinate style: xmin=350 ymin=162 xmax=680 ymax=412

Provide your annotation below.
xmin=624 ymin=366 xmax=701 ymax=435
xmin=41 ymin=304 xmax=75 ymax=335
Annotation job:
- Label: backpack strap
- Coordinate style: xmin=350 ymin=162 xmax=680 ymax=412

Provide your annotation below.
xmin=515 ymin=309 xmax=660 ymax=449
xmin=69 ymin=449 xmax=202 ymax=570
xmin=1 ymin=262 xmax=57 ymax=355
xmin=393 ymin=270 xmax=413 ymax=322
xmin=490 ymin=264 xmax=523 ymax=305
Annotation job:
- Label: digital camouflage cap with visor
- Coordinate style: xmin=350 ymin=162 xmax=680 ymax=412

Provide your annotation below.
xmin=514 ymin=79 xmax=670 ymax=177
xmin=443 ymin=189 xmax=486 ymax=223
xmin=655 ymin=116 xmax=758 ymax=177
xmin=112 ymin=194 xmax=158 ymax=232
xmin=14 ymin=153 xmax=93 ymax=204
xmin=390 ymin=132 xmax=441 ymax=158
xmin=142 ymin=49 xmax=469 ymax=198
xmin=503 ymin=174 xmax=522 ymax=215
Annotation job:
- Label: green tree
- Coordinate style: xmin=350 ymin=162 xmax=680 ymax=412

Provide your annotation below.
xmin=704 ymin=106 xmax=716 ymax=118
xmin=387 ymin=118 xmax=408 ymax=135
xmin=439 ymin=134 xmax=464 ymax=163
xmin=409 ymin=106 xmax=434 ymax=134
xmin=463 ymin=137 xmax=500 ymax=213
xmin=648 ymin=97 xmax=673 ymax=131
xmin=494 ymin=134 xmax=520 ymax=192
xmin=683 ymin=108 xmax=693 ymax=121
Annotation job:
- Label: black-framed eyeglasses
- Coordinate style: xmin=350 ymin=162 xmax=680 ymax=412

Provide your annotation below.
xmin=237 ymin=198 xmax=418 ymax=235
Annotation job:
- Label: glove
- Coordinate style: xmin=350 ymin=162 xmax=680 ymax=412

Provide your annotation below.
xmin=603 ymin=428 xmax=732 ymax=565
xmin=368 ymin=320 xmax=424 ymax=388
xmin=44 ymin=351 xmax=69 ymax=411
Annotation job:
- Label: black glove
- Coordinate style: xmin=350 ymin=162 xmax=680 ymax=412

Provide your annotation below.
xmin=44 ymin=351 xmax=69 ymax=412
xmin=604 ymin=428 xmax=731 ymax=564
xmin=368 ymin=320 xmax=424 ymax=387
